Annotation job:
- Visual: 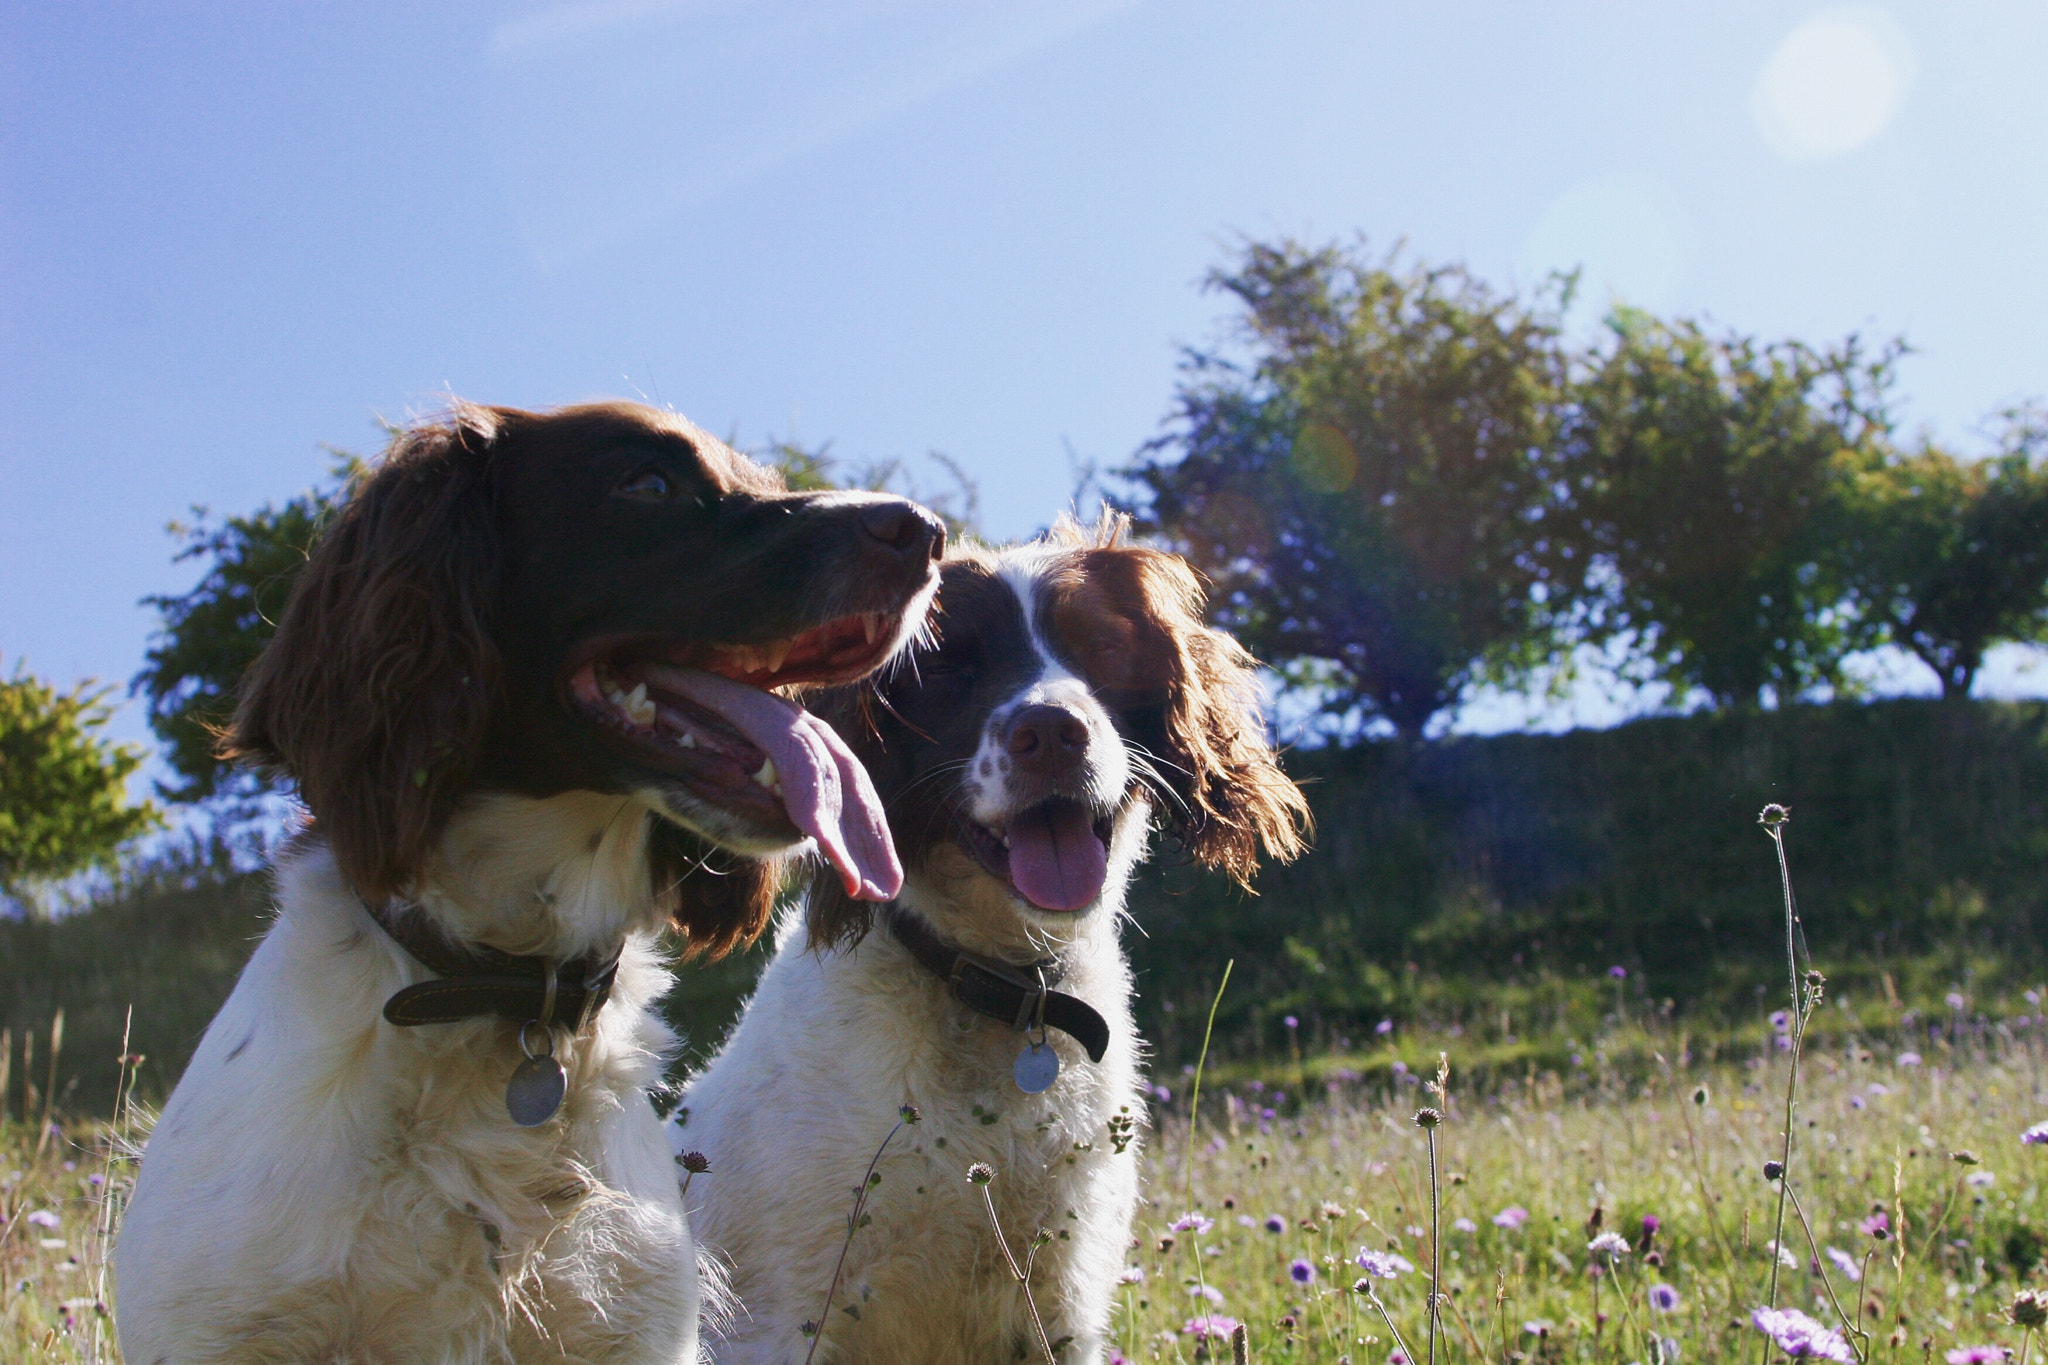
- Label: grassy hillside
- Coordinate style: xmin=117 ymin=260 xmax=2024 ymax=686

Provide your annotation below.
xmin=5 ymin=698 xmax=2045 ymax=1118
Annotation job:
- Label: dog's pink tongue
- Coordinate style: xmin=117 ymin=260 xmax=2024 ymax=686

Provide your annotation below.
xmin=1005 ymin=804 xmax=1108 ymax=913
xmin=647 ymin=668 xmax=903 ymax=902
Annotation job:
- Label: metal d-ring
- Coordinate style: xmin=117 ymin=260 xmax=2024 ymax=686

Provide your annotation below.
xmin=518 ymin=959 xmax=562 ymax=1062
xmin=1027 ymin=964 xmax=1051 ymax=1049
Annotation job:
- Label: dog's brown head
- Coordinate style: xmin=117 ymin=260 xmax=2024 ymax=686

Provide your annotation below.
xmin=227 ymin=400 xmax=944 ymax=956
xmin=808 ymin=514 xmax=1309 ymax=949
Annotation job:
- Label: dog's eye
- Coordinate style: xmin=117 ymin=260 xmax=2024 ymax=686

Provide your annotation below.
xmin=613 ymin=468 xmax=673 ymax=502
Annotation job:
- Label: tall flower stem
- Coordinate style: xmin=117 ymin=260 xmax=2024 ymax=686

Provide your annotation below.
xmin=1760 ymin=804 xmax=1809 ymax=1365
xmin=802 ymin=1116 xmax=908 ymax=1365
xmin=1183 ymin=958 xmax=1233 ymax=1215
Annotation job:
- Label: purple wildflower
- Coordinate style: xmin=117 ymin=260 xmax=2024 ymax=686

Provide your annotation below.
xmin=1493 ymin=1206 xmax=1532 ymax=1229
xmin=1947 ymin=992 xmax=1967 ymax=1011
xmin=1376 ymin=1019 xmax=1394 ymax=1035
xmin=1825 ymin=1246 xmax=1863 ymax=1281
xmin=1752 ymin=1307 xmax=1853 ymax=1362
xmin=1851 ymin=1096 xmax=1866 ymax=1110
xmin=1182 ymin=1315 xmax=1242 ymax=1340
xmin=1290 ymin=1258 xmax=1317 ymax=1285
xmin=1118 ymin=1265 xmax=1145 ymax=1283
xmin=1610 ymin=965 xmax=1628 ymax=979
xmin=1355 ymin=1249 xmax=1415 ymax=1278
xmin=1770 ymin=1010 xmax=1793 ymax=1034
xmin=2021 ymin=1121 xmax=2048 ymax=1146
xmin=1187 ymin=1284 xmax=1224 ymax=1304
xmin=1588 ymin=1231 xmax=1632 ymax=1261
xmin=1151 ymin=1084 xmax=1172 ymax=1102
xmin=1945 ymin=1349 xmax=2007 ymax=1365
xmin=1171 ymin=1212 xmax=1215 ymax=1234
xmin=1897 ymin=1051 xmax=1923 ymax=1067
xmin=1452 ymin=1217 xmax=1478 ymax=1233
xmin=1264 ymin=1214 xmax=1286 ymax=1233
xmin=1859 ymin=1212 xmax=1889 ymax=1238
xmin=26 ymin=1209 xmax=60 ymax=1229
xmin=1649 ymin=1283 xmax=1680 ymax=1312
xmin=1641 ymin=1214 xmax=1661 ymax=1237
xmin=1284 ymin=1015 xmax=1299 ymax=1030
xmin=1390 ymin=1352 xmax=1410 ymax=1365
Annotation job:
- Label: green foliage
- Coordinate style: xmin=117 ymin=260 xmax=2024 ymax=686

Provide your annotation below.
xmin=1565 ymin=309 xmax=1897 ymax=709
xmin=0 ymin=661 xmax=160 ymax=903
xmin=134 ymin=478 xmax=345 ymax=801
xmin=1129 ymin=238 xmax=1575 ymax=738
xmin=1128 ymin=699 xmax=2048 ymax=1065
xmin=1831 ymin=408 xmax=2048 ymax=699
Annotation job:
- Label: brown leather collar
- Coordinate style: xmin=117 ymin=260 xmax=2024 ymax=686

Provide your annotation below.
xmin=361 ymin=898 xmax=623 ymax=1032
xmin=882 ymin=904 xmax=1110 ymax=1064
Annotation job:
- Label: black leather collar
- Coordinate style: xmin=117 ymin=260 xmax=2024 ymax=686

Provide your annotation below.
xmin=361 ymin=898 xmax=623 ymax=1032
xmin=883 ymin=904 xmax=1110 ymax=1064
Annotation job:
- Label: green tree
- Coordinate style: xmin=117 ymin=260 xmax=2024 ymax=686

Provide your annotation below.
xmin=134 ymin=482 xmax=341 ymax=801
xmin=0 ymin=661 xmax=162 ymax=904
xmin=1832 ymin=408 xmax=2048 ymax=699
xmin=1565 ymin=310 xmax=1895 ymax=709
xmin=1128 ymin=238 xmax=1574 ymax=739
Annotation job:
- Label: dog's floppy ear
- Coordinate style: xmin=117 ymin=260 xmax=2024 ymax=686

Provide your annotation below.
xmin=224 ymin=408 xmax=503 ymax=902
xmin=647 ymin=821 xmax=785 ymax=959
xmin=1078 ymin=545 xmax=1313 ymax=885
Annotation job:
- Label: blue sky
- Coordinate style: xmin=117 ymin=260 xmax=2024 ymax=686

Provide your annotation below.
xmin=4 ymin=2 xmax=2047 ymax=768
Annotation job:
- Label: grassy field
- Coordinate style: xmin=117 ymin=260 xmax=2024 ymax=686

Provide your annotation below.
xmin=8 ymin=1000 xmax=2048 ymax=1364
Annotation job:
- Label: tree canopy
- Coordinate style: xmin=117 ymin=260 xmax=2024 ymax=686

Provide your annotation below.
xmin=1830 ymin=408 xmax=2048 ymax=698
xmin=0 ymin=661 xmax=161 ymax=904
xmin=1563 ymin=309 xmax=1898 ymax=708
xmin=1128 ymin=239 xmax=1574 ymax=739
xmin=134 ymin=483 xmax=341 ymax=802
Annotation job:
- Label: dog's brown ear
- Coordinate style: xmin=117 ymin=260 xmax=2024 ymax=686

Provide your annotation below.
xmin=224 ymin=409 xmax=503 ymax=902
xmin=648 ymin=823 xmax=785 ymax=960
xmin=1071 ymin=546 xmax=1313 ymax=886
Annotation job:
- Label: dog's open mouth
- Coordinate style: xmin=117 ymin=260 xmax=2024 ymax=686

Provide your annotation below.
xmin=565 ymin=608 xmax=914 ymax=902
xmin=959 ymin=797 xmax=1114 ymax=914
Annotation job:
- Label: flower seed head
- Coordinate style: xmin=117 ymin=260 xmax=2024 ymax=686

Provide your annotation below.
xmin=1693 ymin=1085 xmax=1710 ymax=1107
xmin=675 ymin=1150 xmax=710 ymax=1174
xmin=1951 ymin=1150 xmax=1980 ymax=1166
xmin=967 ymin=1162 xmax=995 ymax=1186
xmin=1763 ymin=1160 xmax=1785 ymax=1181
xmin=1758 ymin=804 xmax=1791 ymax=829
xmin=1414 ymin=1107 xmax=1443 ymax=1130
xmin=899 ymin=1104 xmax=922 ymax=1124
xmin=2010 ymin=1290 xmax=2048 ymax=1329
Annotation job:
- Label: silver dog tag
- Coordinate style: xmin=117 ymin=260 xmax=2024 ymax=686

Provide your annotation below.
xmin=1014 ymin=1042 xmax=1059 ymax=1094
xmin=506 ymin=1055 xmax=567 ymax=1126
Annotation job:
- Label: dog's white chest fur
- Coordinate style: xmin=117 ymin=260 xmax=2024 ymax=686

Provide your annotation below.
xmin=116 ymin=842 xmax=701 ymax=1365
xmin=673 ymin=903 xmax=1144 ymax=1365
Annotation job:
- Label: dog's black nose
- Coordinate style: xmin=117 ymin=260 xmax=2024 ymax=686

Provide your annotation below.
xmin=1004 ymin=704 xmax=1090 ymax=779
xmin=859 ymin=499 xmax=946 ymax=564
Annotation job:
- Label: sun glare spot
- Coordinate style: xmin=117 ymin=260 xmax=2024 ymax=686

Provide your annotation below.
xmin=1751 ymin=8 xmax=1915 ymax=161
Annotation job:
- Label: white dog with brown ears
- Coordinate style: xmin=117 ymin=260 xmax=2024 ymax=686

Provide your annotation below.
xmin=674 ymin=516 xmax=1309 ymax=1364
xmin=114 ymin=402 xmax=943 ymax=1365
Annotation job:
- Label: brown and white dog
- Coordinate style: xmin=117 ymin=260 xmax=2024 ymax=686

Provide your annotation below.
xmin=673 ymin=516 xmax=1309 ymax=1364
xmin=115 ymin=401 xmax=943 ymax=1365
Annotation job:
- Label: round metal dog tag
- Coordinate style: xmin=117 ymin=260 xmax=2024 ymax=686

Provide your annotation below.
xmin=506 ymin=1055 xmax=567 ymax=1127
xmin=1014 ymin=1041 xmax=1059 ymax=1094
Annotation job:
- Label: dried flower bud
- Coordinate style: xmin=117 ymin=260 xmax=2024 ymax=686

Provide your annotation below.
xmin=1353 ymin=1277 xmax=1375 ymax=1295
xmin=1415 ymin=1107 xmax=1443 ymax=1130
xmin=1758 ymin=804 xmax=1791 ymax=829
xmin=675 ymin=1150 xmax=711 ymax=1175
xmin=1693 ymin=1085 xmax=1710 ymax=1107
xmin=966 ymin=1162 xmax=995 ymax=1186
xmin=2011 ymin=1290 xmax=2048 ymax=1329
xmin=1763 ymin=1161 xmax=1785 ymax=1181
xmin=1951 ymin=1150 xmax=1980 ymax=1166
xmin=899 ymin=1104 xmax=922 ymax=1124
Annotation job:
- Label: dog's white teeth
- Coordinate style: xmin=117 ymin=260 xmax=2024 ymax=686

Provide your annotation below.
xmin=751 ymin=757 xmax=778 ymax=790
xmin=862 ymin=613 xmax=883 ymax=644
xmin=762 ymin=639 xmax=792 ymax=673
xmin=1000 ymin=833 xmax=1012 ymax=849
xmin=677 ymin=731 xmax=697 ymax=749
xmin=623 ymin=683 xmax=655 ymax=727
